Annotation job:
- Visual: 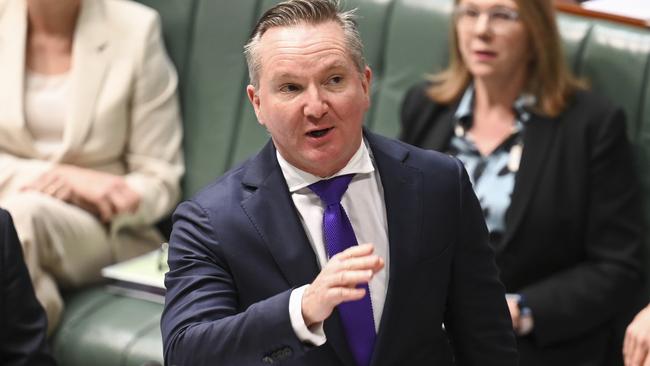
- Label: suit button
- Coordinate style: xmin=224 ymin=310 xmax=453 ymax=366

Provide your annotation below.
xmin=282 ymin=347 xmax=292 ymax=357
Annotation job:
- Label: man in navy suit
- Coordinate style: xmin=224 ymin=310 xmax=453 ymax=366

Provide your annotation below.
xmin=0 ymin=208 xmax=56 ymax=366
xmin=161 ymin=1 xmax=517 ymax=365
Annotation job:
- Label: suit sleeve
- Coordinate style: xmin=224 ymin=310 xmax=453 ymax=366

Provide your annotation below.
xmin=520 ymin=106 xmax=644 ymax=346
xmin=161 ymin=200 xmax=310 ymax=366
xmin=443 ymin=161 xmax=519 ymax=366
xmin=0 ymin=209 xmax=56 ymax=366
xmin=120 ymin=13 xmax=184 ymax=228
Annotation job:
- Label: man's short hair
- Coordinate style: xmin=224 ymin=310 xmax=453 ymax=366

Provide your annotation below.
xmin=243 ymin=0 xmax=366 ymax=88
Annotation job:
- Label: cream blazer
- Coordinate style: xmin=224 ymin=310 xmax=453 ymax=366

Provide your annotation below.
xmin=0 ymin=0 xmax=184 ymax=259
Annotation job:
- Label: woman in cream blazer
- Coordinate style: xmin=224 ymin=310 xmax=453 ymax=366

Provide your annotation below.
xmin=0 ymin=0 xmax=183 ymax=333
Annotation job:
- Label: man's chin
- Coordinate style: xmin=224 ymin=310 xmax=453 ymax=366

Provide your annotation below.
xmin=300 ymin=156 xmax=347 ymax=178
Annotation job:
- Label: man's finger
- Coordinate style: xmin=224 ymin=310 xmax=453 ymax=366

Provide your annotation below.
xmin=336 ymin=255 xmax=384 ymax=272
xmin=334 ymin=243 xmax=374 ymax=260
xmin=643 ymin=351 xmax=650 ymax=366
xmin=324 ymin=269 xmax=373 ymax=288
xmin=326 ymin=287 xmax=366 ymax=305
xmin=625 ymin=327 xmax=635 ymax=364
xmin=631 ymin=341 xmax=649 ymax=366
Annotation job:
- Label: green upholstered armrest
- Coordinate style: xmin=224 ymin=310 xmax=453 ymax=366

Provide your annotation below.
xmin=52 ymin=288 xmax=163 ymax=366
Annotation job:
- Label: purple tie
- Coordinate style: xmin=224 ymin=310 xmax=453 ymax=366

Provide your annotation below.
xmin=309 ymin=174 xmax=376 ymax=366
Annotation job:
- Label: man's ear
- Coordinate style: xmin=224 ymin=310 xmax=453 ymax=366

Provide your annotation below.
xmin=362 ymin=66 xmax=373 ymax=107
xmin=246 ymin=84 xmax=264 ymax=126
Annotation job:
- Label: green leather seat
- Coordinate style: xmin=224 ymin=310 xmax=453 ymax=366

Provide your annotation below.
xmin=51 ymin=1 xmax=650 ymax=364
xmin=52 ymin=288 xmax=164 ymax=366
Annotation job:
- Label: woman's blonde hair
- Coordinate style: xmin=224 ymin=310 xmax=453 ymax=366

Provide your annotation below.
xmin=428 ymin=0 xmax=585 ymax=117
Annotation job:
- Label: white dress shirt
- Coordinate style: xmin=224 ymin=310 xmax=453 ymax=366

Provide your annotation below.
xmin=277 ymin=139 xmax=390 ymax=346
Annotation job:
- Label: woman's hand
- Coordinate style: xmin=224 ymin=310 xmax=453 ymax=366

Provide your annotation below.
xmin=624 ymin=304 xmax=650 ymax=366
xmin=22 ymin=165 xmax=140 ymax=223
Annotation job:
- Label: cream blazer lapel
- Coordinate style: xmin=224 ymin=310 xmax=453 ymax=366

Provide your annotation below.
xmin=56 ymin=0 xmax=110 ymax=162
xmin=0 ymin=0 xmax=109 ymax=162
xmin=0 ymin=0 xmax=38 ymax=158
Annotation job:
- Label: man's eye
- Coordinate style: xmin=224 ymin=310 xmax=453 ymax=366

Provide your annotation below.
xmin=328 ymin=76 xmax=343 ymax=85
xmin=280 ymin=84 xmax=300 ymax=93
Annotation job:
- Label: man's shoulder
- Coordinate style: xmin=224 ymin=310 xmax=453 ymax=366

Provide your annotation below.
xmin=367 ymin=131 xmax=461 ymax=175
xmin=188 ymin=161 xmax=251 ymax=210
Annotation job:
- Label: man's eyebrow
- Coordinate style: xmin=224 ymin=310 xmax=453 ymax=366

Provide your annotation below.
xmin=322 ymin=61 xmax=348 ymax=71
xmin=269 ymin=61 xmax=350 ymax=82
xmin=271 ymin=72 xmax=297 ymax=81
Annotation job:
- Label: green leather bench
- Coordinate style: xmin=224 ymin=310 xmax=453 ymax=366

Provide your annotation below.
xmin=50 ymin=1 xmax=650 ymax=364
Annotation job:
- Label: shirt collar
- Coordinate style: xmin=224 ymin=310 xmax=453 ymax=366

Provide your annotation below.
xmin=453 ymin=84 xmax=537 ymax=131
xmin=277 ymin=138 xmax=375 ymax=193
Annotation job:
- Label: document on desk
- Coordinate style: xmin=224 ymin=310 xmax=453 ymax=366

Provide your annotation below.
xmin=101 ymin=244 xmax=168 ymax=293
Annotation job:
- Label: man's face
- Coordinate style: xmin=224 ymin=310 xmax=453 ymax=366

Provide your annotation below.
xmin=247 ymin=21 xmax=372 ymax=178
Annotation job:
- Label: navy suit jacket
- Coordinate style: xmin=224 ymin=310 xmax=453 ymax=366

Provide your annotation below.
xmin=0 ymin=208 xmax=55 ymax=366
xmin=161 ymin=131 xmax=518 ymax=366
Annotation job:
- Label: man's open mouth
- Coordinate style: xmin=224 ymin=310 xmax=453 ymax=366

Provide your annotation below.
xmin=307 ymin=127 xmax=333 ymax=138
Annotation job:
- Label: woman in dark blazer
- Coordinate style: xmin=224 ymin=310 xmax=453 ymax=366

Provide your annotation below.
xmin=0 ymin=208 xmax=56 ymax=365
xmin=400 ymin=0 xmax=643 ymax=365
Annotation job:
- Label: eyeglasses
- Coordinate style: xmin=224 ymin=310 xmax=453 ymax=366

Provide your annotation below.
xmin=453 ymin=5 xmax=520 ymax=34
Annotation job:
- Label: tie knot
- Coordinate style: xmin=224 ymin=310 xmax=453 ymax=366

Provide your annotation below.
xmin=309 ymin=174 xmax=354 ymax=206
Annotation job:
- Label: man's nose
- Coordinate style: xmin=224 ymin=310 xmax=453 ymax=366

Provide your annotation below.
xmin=303 ymin=86 xmax=328 ymax=119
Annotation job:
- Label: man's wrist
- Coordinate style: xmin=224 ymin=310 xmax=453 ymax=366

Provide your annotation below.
xmin=289 ymin=285 xmax=326 ymax=345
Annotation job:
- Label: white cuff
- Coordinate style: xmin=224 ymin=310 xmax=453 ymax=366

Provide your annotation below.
xmin=289 ymin=285 xmax=326 ymax=346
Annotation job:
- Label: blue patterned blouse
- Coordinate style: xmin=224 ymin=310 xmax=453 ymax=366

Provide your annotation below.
xmin=448 ymin=86 xmax=535 ymax=249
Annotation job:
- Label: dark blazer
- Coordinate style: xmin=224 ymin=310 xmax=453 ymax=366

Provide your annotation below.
xmin=161 ymin=131 xmax=518 ymax=365
xmin=0 ymin=208 xmax=56 ymax=366
xmin=401 ymin=83 xmax=644 ymax=366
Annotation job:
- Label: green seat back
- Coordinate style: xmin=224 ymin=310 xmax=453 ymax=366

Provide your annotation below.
xmin=180 ymin=0 xmax=262 ymax=196
xmin=369 ymin=0 xmax=452 ymax=137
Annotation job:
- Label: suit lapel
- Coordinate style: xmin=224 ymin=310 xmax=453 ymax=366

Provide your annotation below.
xmin=56 ymin=0 xmax=109 ymax=162
xmin=501 ymin=114 xmax=558 ymax=247
xmin=241 ymin=142 xmax=357 ymax=365
xmin=364 ymin=132 xmax=422 ymax=366
xmin=0 ymin=0 xmax=38 ymax=155
xmin=240 ymin=141 xmax=321 ymax=288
